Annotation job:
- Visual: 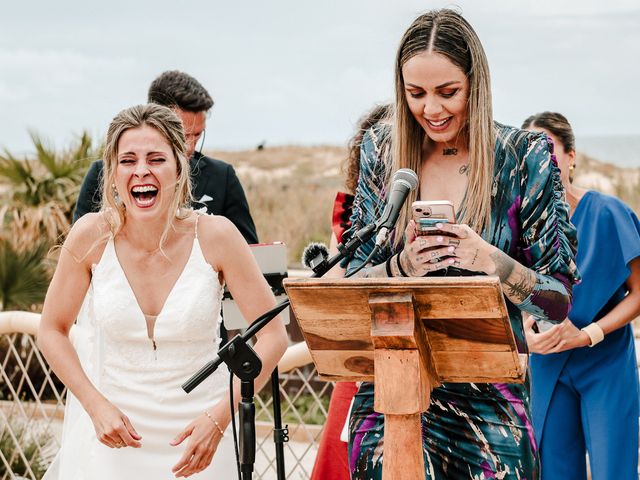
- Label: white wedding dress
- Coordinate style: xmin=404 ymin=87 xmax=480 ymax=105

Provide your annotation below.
xmin=45 ymin=221 xmax=237 ymax=479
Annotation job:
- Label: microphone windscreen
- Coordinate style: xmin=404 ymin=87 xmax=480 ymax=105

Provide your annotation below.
xmin=393 ymin=168 xmax=419 ymax=191
xmin=301 ymin=242 xmax=329 ymax=269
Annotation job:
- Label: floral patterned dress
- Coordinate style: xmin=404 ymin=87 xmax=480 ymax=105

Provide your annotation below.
xmin=346 ymin=122 xmax=580 ymax=480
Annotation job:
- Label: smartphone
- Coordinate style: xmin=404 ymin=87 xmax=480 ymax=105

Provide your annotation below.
xmin=412 ymin=200 xmax=456 ymax=236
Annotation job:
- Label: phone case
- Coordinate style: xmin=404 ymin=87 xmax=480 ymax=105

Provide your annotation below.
xmin=412 ymin=201 xmax=456 ymax=236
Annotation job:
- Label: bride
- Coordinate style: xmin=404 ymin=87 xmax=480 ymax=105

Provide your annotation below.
xmin=38 ymin=103 xmax=288 ymax=479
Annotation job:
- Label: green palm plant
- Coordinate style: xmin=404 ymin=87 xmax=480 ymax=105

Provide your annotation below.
xmin=0 ymin=131 xmax=100 ymax=246
xmin=0 ymin=236 xmax=51 ymax=311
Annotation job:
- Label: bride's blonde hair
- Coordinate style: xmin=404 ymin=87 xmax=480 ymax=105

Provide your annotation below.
xmin=101 ymin=103 xmax=193 ymax=251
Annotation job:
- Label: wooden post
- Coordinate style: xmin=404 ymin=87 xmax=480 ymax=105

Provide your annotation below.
xmin=370 ymin=293 xmax=430 ymax=480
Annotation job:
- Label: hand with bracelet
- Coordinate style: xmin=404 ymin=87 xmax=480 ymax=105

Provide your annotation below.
xmin=523 ymin=315 xmax=596 ymax=354
xmin=171 ymin=402 xmax=229 ymax=478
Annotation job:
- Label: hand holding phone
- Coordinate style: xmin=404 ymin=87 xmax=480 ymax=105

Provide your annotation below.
xmin=412 ymin=200 xmax=456 ymax=236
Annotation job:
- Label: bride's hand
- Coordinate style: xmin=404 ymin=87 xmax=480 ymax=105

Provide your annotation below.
xmin=171 ymin=410 xmax=227 ymax=477
xmin=87 ymin=395 xmax=142 ymax=449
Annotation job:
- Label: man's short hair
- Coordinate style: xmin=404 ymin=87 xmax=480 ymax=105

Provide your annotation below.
xmin=147 ymin=70 xmax=214 ymax=113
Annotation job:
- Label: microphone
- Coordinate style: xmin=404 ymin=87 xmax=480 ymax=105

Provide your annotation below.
xmin=374 ymin=168 xmax=418 ymax=245
xmin=301 ymin=242 xmax=329 ymax=272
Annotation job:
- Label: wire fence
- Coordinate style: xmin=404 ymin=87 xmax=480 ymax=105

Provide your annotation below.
xmin=3 ymin=314 xmax=640 ymax=479
xmin=0 ymin=317 xmax=330 ymax=480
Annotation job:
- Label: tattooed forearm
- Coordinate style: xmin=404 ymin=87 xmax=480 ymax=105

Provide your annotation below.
xmin=489 ymin=249 xmax=536 ymax=304
xmin=489 ymin=249 xmax=517 ymax=283
xmin=504 ymin=268 xmax=537 ymax=303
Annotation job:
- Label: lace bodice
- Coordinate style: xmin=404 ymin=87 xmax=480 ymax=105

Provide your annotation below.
xmin=90 ymin=233 xmax=226 ymax=393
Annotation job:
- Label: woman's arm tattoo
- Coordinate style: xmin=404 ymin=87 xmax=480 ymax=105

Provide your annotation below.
xmin=489 ymin=250 xmax=537 ymax=304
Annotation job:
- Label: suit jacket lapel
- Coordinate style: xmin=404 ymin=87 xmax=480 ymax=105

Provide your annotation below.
xmin=189 ymin=152 xmax=211 ymax=208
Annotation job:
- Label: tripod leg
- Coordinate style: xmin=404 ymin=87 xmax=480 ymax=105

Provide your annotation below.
xmin=271 ymin=367 xmax=289 ymax=480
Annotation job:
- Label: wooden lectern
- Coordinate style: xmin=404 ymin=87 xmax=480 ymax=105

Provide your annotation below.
xmin=283 ymin=276 xmax=526 ymax=480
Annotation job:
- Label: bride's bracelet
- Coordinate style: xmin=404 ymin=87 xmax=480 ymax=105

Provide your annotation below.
xmin=204 ymin=410 xmax=225 ymax=437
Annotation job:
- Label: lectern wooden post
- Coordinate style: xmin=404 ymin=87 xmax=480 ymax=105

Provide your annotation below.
xmin=283 ymin=277 xmax=526 ymax=480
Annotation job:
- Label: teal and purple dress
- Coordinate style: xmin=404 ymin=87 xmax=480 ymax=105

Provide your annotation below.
xmin=346 ymin=122 xmax=580 ymax=479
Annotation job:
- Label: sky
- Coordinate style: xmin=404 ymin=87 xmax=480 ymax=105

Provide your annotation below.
xmin=2 ymin=0 xmax=639 ymax=154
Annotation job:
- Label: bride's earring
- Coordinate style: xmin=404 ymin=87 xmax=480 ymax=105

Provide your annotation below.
xmin=112 ymin=183 xmax=123 ymax=207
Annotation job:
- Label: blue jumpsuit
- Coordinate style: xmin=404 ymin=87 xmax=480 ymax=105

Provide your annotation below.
xmin=531 ymin=190 xmax=640 ymax=480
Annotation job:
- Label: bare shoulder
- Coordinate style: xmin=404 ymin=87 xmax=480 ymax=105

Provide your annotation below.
xmin=198 ymin=213 xmax=238 ymax=239
xmin=64 ymin=213 xmax=111 ymax=266
xmin=197 ymin=214 xmax=248 ymax=268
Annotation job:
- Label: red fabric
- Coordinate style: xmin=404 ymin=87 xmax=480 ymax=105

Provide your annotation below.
xmin=312 ymin=192 xmax=357 ymax=479
xmin=310 ymin=382 xmax=358 ymax=480
xmin=331 ymin=192 xmax=355 ymax=244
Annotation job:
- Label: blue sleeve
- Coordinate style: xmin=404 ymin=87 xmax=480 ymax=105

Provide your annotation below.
xmin=570 ymin=194 xmax=640 ymax=325
xmin=615 ymin=202 xmax=640 ymax=266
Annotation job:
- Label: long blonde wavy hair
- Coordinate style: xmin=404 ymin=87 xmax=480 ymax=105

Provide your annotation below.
xmin=392 ymin=9 xmax=495 ymax=245
xmin=101 ymin=104 xmax=193 ymax=250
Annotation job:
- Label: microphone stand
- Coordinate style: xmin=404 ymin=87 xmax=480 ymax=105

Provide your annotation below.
xmin=182 ymin=222 xmax=376 ymax=480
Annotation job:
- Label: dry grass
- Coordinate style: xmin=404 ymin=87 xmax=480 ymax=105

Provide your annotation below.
xmin=207 ymin=145 xmax=640 ymax=267
xmin=574 ymin=153 xmax=640 ymax=212
xmin=208 ymin=146 xmax=347 ymax=266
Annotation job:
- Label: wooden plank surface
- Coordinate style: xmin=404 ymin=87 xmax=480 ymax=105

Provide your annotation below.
xmin=434 ymin=351 xmax=524 ymax=382
xmin=424 ymin=318 xmax=513 ymax=351
xmin=311 ymin=350 xmax=374 ymax=381
xmin=285 ymin=277 xmax=523 ymax=384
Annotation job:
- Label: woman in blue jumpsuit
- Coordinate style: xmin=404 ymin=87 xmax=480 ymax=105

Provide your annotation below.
xmin=523 ymin=111 xmax=640 ymax=480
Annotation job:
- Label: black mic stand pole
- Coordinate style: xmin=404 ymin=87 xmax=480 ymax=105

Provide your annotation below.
xmin=182 ymin=222 xmax=376 ymax=480
xmin=270 ymin=366 xmax=288 ymax=480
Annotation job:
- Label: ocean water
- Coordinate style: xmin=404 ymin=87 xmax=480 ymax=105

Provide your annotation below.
xmin=577 ymin=135 xmax=640 ymax=168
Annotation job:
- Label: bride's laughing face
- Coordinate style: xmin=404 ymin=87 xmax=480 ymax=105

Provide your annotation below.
xmin=115 ymin=125 xmax=178 ymax=220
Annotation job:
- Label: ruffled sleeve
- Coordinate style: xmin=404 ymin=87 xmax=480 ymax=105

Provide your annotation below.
xmin=516 ymin=132 xmax=581 ymax=321
xmin=345 ymin=126 xmax=393 ymax=275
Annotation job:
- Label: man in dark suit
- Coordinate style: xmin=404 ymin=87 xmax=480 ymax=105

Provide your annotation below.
xmin=74 ymin=70 xmax=258 ymax=244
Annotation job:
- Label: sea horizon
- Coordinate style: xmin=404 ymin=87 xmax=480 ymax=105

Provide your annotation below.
xmin=577 ymin=134 xmax=640 ymax=168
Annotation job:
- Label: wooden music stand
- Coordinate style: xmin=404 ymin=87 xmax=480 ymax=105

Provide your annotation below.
xmin=283 ymin=276 xmax=526 ymax=480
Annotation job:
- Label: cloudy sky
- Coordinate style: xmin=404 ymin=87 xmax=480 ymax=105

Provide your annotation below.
xmin=2 ymin=0 xmax=639 ymax=154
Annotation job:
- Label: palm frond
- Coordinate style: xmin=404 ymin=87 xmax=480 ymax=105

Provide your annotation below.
xmin=0 ymin=236 xmax=51 ymax=311
xmin=0 ymin=151 xmax=35 ymax=187
xmin=28 ymin=130 xmax=59 ymax=176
